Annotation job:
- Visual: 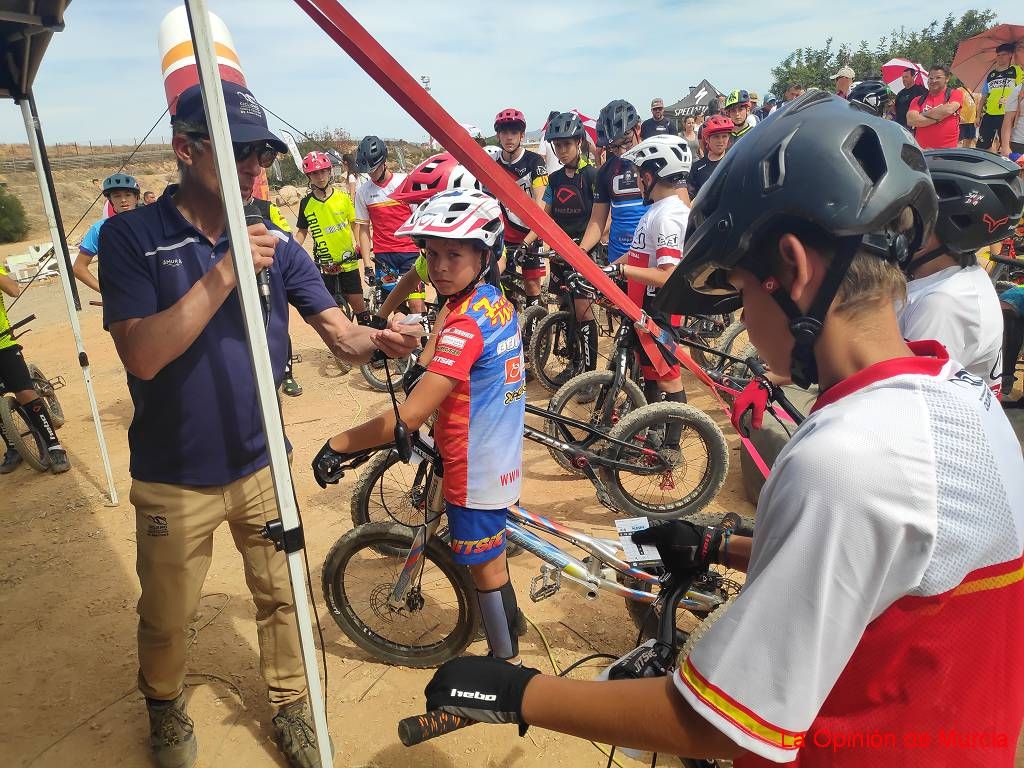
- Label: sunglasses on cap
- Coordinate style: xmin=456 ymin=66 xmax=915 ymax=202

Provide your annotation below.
xmin=189 ymin=134 xmax=280 ymax=168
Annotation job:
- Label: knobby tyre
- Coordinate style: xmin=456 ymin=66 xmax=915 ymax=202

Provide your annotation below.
xmin=529 ymin=310 xmax=582 ymax=393
xmin=519 ymin=304 xmax=548 ymax=360
xmin=321 ymin=521 xmax=479 ymax=668
xmin=544 ymin=370 xmax=646 ymax=474
xmin=359 ymin=354 xmax=413 ymax=393
xmin=0 ymin=396 xmax=49 ymax=471
xmin=351 ymin=450 xmax=437 ymax=555
xmin=28 ymin=364 xmax=63 ymax=429
xmin=599 ymin=402 xmax=729 ymax=519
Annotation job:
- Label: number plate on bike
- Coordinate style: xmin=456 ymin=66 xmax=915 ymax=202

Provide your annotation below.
xmin=615 ymin=517 xmax=662 ymax=565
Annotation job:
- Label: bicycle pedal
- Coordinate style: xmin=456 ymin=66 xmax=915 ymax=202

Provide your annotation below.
xmin=50 ymin=376 xmax=66 ymax=390
xmin=529 ymin=564 xmax=561 ymax=602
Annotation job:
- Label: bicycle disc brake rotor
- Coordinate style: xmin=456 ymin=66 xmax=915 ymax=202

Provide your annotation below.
xmin=368 ymin=583 xmax=424 ymax=621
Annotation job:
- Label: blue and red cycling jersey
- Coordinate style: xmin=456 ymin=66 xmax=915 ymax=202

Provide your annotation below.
xmin=594 ymin=155 xmax=644 ymax=263
xmin=427 ymin=282 xmax=525 ymax=509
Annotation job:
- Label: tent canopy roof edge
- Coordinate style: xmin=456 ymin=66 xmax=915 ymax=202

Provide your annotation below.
xmin=0 ymin=0 xmax=71 ymax=100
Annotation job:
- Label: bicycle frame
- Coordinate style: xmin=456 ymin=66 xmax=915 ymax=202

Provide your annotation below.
xmin=385 ymin=435 xmax=721 ymax=616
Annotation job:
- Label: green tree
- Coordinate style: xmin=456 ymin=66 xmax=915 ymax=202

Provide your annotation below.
xmin=0 ymin=185 xmax=29 ymax=244
xmin=769 ymin=9 xmax=998 ymax=95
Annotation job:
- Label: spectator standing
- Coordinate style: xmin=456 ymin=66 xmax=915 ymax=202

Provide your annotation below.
xmin=958 ymin=87 xmax=979 ymax=148
xmin=754 ymin=94 xmax=776 ymax=121
xmin=1000 ymin=80 xmax=1024 ymax=156
xmin=97 ymin=81 xmax=417 ymax=768
xmin=978 ymin=43 xmax=1024 ymax=152
xmin=777 ymin=82 xmax=805 ymax=111
xmin=893 ymin=68 xmax=929 ymax=128
xmin=745 ymin=92 xmax=760 ymax=128
xmin=640 ymin=98 xmax=676 ymax=138
xmin=536 ymin=110 xmax=563 ymax=175
xmin=143 ymin=191 xmax=156 ymax=205
xmin=833 ymin=65 xmax=855 ymax=99
xmin=907 ymin=65 xmax=962 ymax=150
xmin=341 ymin=152 xmax=365 ymax=199
xmin=681 ymin=115 xmax=701 ymax=158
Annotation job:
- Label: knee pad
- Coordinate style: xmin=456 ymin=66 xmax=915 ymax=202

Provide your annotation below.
xmin=643 ymin=381 xmax=663 ymax=405
xmin=477 ymin=580 xmax=520 ymax=660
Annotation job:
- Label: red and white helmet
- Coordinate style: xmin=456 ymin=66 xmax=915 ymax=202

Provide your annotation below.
xmin=302 ymin=151 xmax=332 ymax=174
xmin=494 ymin=108 xmax=526 ymax=132
xmin=390 ymin=153 xmax=483 ymax=204
xmin=396 ymin=189 xmax=504 ymax=248
xmin=623 ymin=135 xmax=693 ymax=180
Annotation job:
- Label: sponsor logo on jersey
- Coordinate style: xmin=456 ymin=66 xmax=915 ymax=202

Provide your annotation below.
xmin=439 ymin=333 xmax=467 ymax=349
xmin=656 ymin=232 xmax=680 ymax=247
xmin=505 ymin=357 xmax=524 ymax=384
xmin=496 ymin=335 xmax=521 ymax=355
xmin=499 ymin=468 xmax=521 ymax=486
xmin=160 ymin=257 xmax=183 ymax=268
xmin=471 ymin=295 xmax=515 ymax=327
xmin=504 ymin=380 xmax=526 ymax=405
xmin=435 ymin=343 xmax=462 ymax=357
xmin=433 ymin=356 xmax=455 ymax=366
xmin=446 ymin=328 xmax=475 ymax=340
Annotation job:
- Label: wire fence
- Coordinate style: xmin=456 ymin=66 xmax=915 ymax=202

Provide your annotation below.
xmin=0 ymin=148 xmax=175 ymax=173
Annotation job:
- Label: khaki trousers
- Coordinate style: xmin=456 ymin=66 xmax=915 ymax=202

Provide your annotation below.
xmin=132 ymin=464 xmax=305 ymax=708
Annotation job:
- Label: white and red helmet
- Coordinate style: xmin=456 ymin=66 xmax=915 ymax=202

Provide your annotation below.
xmin=396 ymin=189 xmax=504 ymax=248
xmin=623 ymin=134 xmax=693 ymax=180
xmin=390 ymin=153 xmax=483 ymax=204
xmin=302 ymin=151 xmax=332 ymax=174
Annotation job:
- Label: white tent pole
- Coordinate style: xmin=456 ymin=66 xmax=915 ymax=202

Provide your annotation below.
xmin=182 ymin=2 xmax=332 ymax=765
xmin=19 ymin=96 xmax=119 ymax=506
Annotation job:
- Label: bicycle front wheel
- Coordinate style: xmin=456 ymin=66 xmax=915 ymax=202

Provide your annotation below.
xmin=0 ymin=396 xmax=49 ymax=472
xmin=529 ymin=310 xmax=582 ymax=393
xmin=545 ymin=370 xmax=646 ymax=474
xmin=322 ymin=522 xmax=478 ymax=668
xmin=599 ymin=402 xmax=729 ymax=519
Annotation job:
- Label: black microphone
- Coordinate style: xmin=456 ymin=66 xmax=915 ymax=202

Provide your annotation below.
xmin=244 ymin=201 xmax=272 ymax=318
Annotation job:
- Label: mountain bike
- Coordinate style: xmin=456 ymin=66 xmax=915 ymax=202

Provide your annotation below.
xmin=395 ymin=511 xmax=751 ymax=768
xmin=322 ymin=427 xmax=751 ymax=669
xmin=316 ymin=255 xmax=359 ymax=321
xmin=0 ymin=315 xmax=66 ymax=472
xmin=358 ymin=265 xmax=420 ymax=391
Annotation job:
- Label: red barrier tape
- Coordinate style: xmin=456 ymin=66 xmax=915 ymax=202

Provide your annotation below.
xmin=292 ymin=0 xmax=775 ymax=478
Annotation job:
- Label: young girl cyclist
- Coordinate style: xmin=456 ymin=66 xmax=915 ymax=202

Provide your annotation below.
xmin=419 ymin=92 xmax=1024 ymax=766
xmin=313 ymin=189 xmax=528 ymax=664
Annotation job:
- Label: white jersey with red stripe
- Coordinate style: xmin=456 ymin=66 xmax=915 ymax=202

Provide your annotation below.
xmin=898 ymin=264 xmax=1004 ymax=395
xmin=354 ymin=172 xmax=419 ymax=254
xmin=676 ymin=341 xmax=1024 ymax=766
xmin=426 ymin=283 xmax=525 ymax=509
xmin=625 ymin=194 xmax=688 ymax=309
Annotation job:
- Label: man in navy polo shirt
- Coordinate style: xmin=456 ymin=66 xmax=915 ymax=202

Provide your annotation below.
xmin=98 ymin=82 xmax=417 ymax=768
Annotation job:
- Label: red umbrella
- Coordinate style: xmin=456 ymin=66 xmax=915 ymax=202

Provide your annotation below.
xmin=952 ymin=24 xmax=1024 ymax=92
xmin=881 ymin=58 xmax=927 ymax=92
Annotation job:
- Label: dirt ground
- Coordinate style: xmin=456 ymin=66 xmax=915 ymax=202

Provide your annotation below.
xmin=3 ymin=189 xmax=1022 ymax=767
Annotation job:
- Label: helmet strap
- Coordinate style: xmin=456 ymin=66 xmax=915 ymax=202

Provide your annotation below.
xmin=903 ymin=246 xmax=948 ymax=277
xmin=762 ymin=235 xmax=860 ymax=389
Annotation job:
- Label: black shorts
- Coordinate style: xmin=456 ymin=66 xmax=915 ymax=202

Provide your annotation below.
xmin=959 ymin=123 xmax=977 ymax=141
xmin=977 ymin=113 xmax=1003 ymax=150
xmin=0 ymin=345 xmax=33 ymax=394
xmin=322 ymin=268 xmax=362 ymax=298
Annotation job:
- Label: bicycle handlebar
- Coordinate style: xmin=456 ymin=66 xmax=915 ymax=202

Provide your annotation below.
xmin=397 ymin=512 xmax=745 ymax=747
xmin=0 ymin=314 xmax=36 ymax=343
xmin=744 ymin=358 xmax=805 ymax=426
xmin=988 ymin=254 xmax=1024 ymax=269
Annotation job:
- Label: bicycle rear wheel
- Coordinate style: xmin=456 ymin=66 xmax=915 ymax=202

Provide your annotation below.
xmin=0 ymin=396 xmax=49 ymax=472
xmin=599 ymin=402 xmax=729 ymax=519
xmin=545 ymin=370 xmax=646 ymax=474
xmin=28 ymin=364 xmax=64 ymax=429
xmin=321 ymin=522 xmax=478 ymax=668
xmin=529 ymin=310 xmax=583 ymax=393
xmin=359 ymin=355 xmax=413 ymax=392
xmin=519 ymin=304 xmax=548 ymax=358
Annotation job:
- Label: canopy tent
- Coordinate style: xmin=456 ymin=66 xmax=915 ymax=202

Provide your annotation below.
xmin=666 ymin=79 xmax=722 ymax=118
xmin=0 ymin=0 xmax=119 ymax=504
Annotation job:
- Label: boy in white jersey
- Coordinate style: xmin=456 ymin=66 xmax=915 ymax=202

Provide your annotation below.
xmin=898 ymin=149 xmax=1023 ymax=396
xmin=418 ymin=92 xmax=1024 ymax=767
xmin=604 ymin=135 xmax=692 ymax=474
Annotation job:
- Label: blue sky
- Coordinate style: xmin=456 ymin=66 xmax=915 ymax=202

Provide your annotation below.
xmin=0 ymin=0 xmax=1019 ymax=145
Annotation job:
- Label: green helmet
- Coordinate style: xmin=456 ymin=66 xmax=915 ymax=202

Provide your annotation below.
xmin=724 ymin=90 xmax=751 ymax=109
xmin=102 ymin=173 xmax=140 ymax=197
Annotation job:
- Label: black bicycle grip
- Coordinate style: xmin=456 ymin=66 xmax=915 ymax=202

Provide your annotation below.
xmin=398 ymin=711 xmax=475 ymax=746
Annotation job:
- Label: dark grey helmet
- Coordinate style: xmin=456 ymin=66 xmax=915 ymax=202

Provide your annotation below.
xmin=355 ymin=135 xmax=388 ymax=172
xmin=596 ymin=99 xmax=639 ymax=147
xmin=544 ymin=111 xmax=584 ymax=142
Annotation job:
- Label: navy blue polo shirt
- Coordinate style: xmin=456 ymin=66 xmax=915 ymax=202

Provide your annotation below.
xmin=98 ymin=185 xmax=335 ymax=486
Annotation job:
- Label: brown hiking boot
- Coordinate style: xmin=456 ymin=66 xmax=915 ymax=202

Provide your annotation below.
xmin=147 ymin=693 xmax=197 ymax=768
xmin=272 ymin=700 xmax=330 ymax=768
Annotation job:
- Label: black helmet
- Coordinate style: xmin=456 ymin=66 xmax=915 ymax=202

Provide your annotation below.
xmin=924 ymin=148 xmax=1024 ymax=259
xmin=544 ymin=111 xmax=584 ymax=142
xmin=356 ymin=135 xmax=388 ymax=172
xmin=596 ymin=99 xmax=639 ymax=147
xmin=659 ymin=91 xmax=938 ymax=387
xmin=848 ymin=80 xmax=892 ymax=117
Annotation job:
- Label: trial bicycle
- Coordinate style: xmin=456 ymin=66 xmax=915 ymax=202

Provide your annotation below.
xmin=322 ymin=428 xmax=752 ymax=669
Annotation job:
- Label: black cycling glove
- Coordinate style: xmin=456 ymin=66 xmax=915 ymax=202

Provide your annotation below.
xmin=311 ymin=440 xmax=350 ymax=489
xmin=425 ymin=656 xmax=541 ymax=735
xmin=631 ymin=520 xmax=728 ymax=578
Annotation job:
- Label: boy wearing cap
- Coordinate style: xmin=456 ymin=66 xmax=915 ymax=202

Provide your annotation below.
xmin=979 ymin=43 xmax=1024 ymax=152
xmin=641 ymin=98 xmax=677 ymax=139
xmin=98 ymin=82 xmax=418 ymax=768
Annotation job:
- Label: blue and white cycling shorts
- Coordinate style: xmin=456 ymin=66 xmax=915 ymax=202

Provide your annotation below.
xmin=446 ymin=502 xmax=507 ymax=566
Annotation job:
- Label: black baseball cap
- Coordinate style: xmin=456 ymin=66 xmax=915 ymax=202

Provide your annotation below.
xmin=173 ymin=82 xmax=287 ymax=153
xmin=996 ymin=42 xmax=1016 ymax=54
